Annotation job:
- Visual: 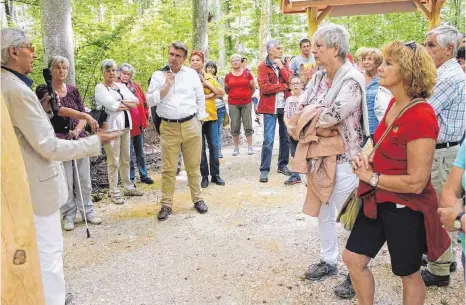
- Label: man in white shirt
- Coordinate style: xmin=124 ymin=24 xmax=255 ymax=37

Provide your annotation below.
xmin=147 ymin=41 xmax=208 ymax=221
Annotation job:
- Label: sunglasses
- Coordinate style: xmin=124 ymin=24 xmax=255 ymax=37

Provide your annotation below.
xmin=404 ymin=41 xmax=417 ymax=88
xmin=17 ymin=42 xmax=35 ymax=53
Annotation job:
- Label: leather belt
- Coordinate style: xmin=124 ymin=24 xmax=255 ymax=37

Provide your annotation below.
xmin=435 ymin=141 xmax=459 ymax=149
xmin=160 ymin=113 xmax=196 ymax=123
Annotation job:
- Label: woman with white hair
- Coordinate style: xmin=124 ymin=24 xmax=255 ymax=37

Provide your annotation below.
xmin=224 ymin=53 xmax=256 ymax=156
xmin=300 ymin=23 xmax=369 ymax=299
xmin=95 ymin=59 xmax=143 ymax=204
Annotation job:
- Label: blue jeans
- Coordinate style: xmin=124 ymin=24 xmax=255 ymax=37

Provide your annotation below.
xmin=216 ymin=106 xmax=226 ymax=152
xmin=201 ymin=120 xmax=220 ymax=177
xmin=130 ymin=130 xmax=149 ymax=181
xmin=260 ymin=111 xmax=290 ymax=174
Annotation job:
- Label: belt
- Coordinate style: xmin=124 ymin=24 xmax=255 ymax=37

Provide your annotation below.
xmin=160 ymin=113 xmax=196 ymax=123
xmin=435 ymin=141 xmax=459 ymax=149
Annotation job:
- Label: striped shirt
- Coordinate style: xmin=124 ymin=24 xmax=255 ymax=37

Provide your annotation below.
xmin=366 ymin=76 xmax=380 ymax=135
xmin=428 ymin=58 xmax=466 ymax=143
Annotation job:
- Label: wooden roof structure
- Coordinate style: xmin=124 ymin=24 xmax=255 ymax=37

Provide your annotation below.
xmin=280 ymin=0 xmax=446 ymax=37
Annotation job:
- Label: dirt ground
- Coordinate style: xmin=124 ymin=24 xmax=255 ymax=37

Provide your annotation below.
xmin=66 ymin=118 xmax=464 ymax=305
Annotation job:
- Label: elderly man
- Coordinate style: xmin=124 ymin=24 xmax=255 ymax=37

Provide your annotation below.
xmin=147 ymin=41 xmax=208 ymax=221
xmin=257 ymin=39 xmax=292 ymax=183
xmin=118 ymin=63 xmax=153 ymax=185
xmin=422 ymin=25 xmax=466 ymax=287
xmin=0 ymin=28 xmax=119 ymax=305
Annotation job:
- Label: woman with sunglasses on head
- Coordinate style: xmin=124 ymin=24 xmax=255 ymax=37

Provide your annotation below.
xmin=344 ymin=41 xmax=450 ymax=305
xmin=95 ymin=59 xmax=143 ymax=204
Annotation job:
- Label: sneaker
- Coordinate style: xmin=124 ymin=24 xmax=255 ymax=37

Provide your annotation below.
xmin=304 ymin=261 xmax=338 ymax=281
xmin=284 ymin=175 xmax=301 ymax=185
xmin=334 ymin=274 xmax=355 ymax=299
xmin=141 ymin=176 xmax=154 ymax=185
xmin=194 ymin=200 xmax=208 ymax=214
xmin=123 ymin=189 xmax=143 ymax=196
xmin=111 ymin=196 xmax=125 ymax=205
xmin=63 ymin=221 xmax=75 ymax=231
xmin=158 ymin=205 xmax=172 ymax=221
xmin=259 ymin=172 xmax=268 ymax=183
xmin=277 ymin=167 xmax=292 ymax=176
xmin=421 ymin=254 xmax=457 ymax=272
xmin=219 ymin=150 xmax=223 ymax=158
xmin=248 ymin=146 xmax=254 ymax=155
xmin=421 ymin=269 xmax=450 ymax=287
xmin=232 ymin=147 xmax=240 ymax=156
xmin=88 ymin=216 xmax=102 ymax=225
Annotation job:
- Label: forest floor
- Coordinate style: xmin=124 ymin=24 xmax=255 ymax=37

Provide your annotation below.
xmin=66 ymin=118 xmax=464 ymax=305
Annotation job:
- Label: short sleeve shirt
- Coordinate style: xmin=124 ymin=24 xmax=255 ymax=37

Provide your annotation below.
xmin=225 ymin=70 xmax=253 ymax=105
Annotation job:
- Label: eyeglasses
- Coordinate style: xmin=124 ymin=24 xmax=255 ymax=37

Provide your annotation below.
xmin=404 ymin=41 xmax=417 ymax=88
xmin=290 ymin=82 xmax=302 ymax=85
xmin=17 ymin=42 xmax=35 ymax=53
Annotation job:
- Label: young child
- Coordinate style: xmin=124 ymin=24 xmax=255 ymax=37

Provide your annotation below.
xmin=283 ymin=74 xmax=303 ymax=185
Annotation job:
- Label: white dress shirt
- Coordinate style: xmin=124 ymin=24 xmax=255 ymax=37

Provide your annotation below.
xmin=146 ymin=66 xmax=207 ymax=120
xmin=95 ymin=82 xmax=138 ymax=131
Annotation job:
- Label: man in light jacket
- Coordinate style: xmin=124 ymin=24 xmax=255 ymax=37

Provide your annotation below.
xmin=1 ymin=28 xmax=119 ymax=305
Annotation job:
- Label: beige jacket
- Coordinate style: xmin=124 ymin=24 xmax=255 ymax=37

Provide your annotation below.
xmin=289 ymin=105 xmax=344 ymax=216
xmin=1 ymin=69 xmax=101 ymax=216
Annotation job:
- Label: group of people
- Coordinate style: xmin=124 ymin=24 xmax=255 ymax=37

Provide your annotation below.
xmin=1 ymin=20 xmax=466 ymax=305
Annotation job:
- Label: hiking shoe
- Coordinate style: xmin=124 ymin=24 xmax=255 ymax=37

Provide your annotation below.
xmin=158 ymin=205 xmax=172 ymax=221
xmin=284 ymin=175 xmax=301 ymax=185
xmin=334 ymin=274 xmax=355 ymax=299
xmin=111 ymin=196 xmax=125 ymax=205
xmin=277 ymin=167 xmax=292 ymax=176
xmin=219 ymin=150 xmax=223 ymax=158
xmin=259 ymin=172 xmax=268 ymax=183
xmin=123 ymin=189 xmax=143 ymax=196
xmin=421 ymin=269 xmax=450 ymax=287
xmin=194 ymin=200 xmax=208 ymax=214
xmin=63 ymin=221 xmax=75 ymax=231
xmin=421 ymin=254 xmax=457 ymax=272
xmin=304 ymin=261 xmax=338 ymax=281
xmin=88 ymin=216 xmax=102 ymax=225
xmin=232 ymin=147 xmax=240 ymax=156
xmin=248 ymin=146 xmax=254 ymax=155
xmin=141 ymin=176 xmax=154 ymax=185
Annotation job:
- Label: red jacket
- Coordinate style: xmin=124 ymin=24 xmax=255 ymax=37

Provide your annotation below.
xmin=119 ymin=80 xmax=149 ymax=137
xmin=257 ymin=57 xmax=291 ymax=114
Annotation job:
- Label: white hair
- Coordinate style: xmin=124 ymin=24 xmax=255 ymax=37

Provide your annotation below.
xmin=230 ymin=53 xmax=242 ymax=61
xmin=266 ymin=39 xmax=280 ymax=52
xmin=1 ymin=28 xmax=29 ymax=65
xmin=118 ymin=63 xmax=135 ymax=78
xmin=48 ymin=55 xmax=70 ymax=69
xmin=427 ymin=25 xmax=461 ymax=56
xmin=101 ymin=59 xmax=117 ymax=72
xmin=313 ymin=23 xmax=350 ymax=60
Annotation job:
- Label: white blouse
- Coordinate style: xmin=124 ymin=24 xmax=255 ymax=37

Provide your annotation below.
xmin=95 ymin=82 xmax=138 ymax=131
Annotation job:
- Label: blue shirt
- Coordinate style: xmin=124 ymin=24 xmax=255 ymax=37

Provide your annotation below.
xmin=453 ymin=143 xmax=466 ymax=253
xmin=1 ymin=66 xmax=33 ymax=88
xmin=366 ymin=76 xmax=380 ymax=134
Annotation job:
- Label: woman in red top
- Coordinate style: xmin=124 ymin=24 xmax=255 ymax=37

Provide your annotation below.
xmin=224 ymin=54 xmax=256 ymax=156
xmin=344 ymin=41 xmax=450 ymax=305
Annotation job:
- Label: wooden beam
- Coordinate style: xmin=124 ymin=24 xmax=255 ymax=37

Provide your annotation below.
xmin=290 ymin=0 xmax=410 ymax=9
xmin=411 ymin=0 xmax=431 ymax=19
xmin=307 ymin=7 xmax=319 ymax=38
xmin=428 ymin=0 xmax=446 ymax=29
xmin=317 ymin=6 xmax=334 ymax=23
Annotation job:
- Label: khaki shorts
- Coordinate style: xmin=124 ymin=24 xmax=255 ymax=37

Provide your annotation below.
xmin=229 ymin=103 xmax=254 ymax=137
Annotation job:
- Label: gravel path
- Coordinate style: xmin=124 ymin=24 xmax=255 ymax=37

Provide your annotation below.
xmin=64 ymin=120 xmax=464 ymax=305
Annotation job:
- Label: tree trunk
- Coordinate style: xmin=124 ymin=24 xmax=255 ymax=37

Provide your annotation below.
xmin=192 ymin=0 xmax=208 ymax=55
xmin=214 ymin=0 xmax=225 ymax=69
xmin=258 ymin=0 xmax=271 ymax=60
xmin=1 ymin=98 xmax=45 ymax=305
xmin=40 ymin=0 xmax=76 ymax=84
xmin=224 ymin=0 xmax=233 ymax=56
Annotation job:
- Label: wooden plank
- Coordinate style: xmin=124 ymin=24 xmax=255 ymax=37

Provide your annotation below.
xmin=317 ymin=6 xmax=335 ymax=23
xmin=1 ymin=96 xmax=45 ymax=305
xmin=329 ymin=2 xmax=417 ymax=17
xmin=412 ymin=0 xmax=431 ymax=19
xmin=290 ymin=0 xmax=411 ymax=9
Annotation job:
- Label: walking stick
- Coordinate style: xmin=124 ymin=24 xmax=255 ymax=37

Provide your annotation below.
xmin=73 ymin=159 xmax=91 ymax=238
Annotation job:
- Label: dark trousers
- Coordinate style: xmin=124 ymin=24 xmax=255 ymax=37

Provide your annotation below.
xmin=260 ymin=111 xmax=290 ymax=174
xmin=130 ymin=130 xmax=149 ymax=181
xmin=201 ymin=120 xmax=220 ymax=177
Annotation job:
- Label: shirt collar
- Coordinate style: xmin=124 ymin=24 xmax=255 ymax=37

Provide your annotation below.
xmin=1 ymin=66 xmax=33 ymax=88
xmin=437 ymin=57 xmax=460 ymax=76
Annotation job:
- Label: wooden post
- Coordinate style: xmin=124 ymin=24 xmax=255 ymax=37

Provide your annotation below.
xmin=428 ymin=0 xmax=446 ymax=30
xmin=1 ymin=97 xmax=45 ymax=304
xmin=307 ymin=7 xmax=319 ymax=38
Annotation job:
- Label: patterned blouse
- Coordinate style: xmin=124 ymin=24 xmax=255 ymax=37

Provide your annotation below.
xmin=56 ymin=84 xmax=87 ymax=139
xmin=303 ymin=74 xmax=363 ymax=163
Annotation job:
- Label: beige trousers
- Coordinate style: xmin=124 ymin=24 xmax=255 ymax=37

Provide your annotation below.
xmin=104 ymin=128 xmax=135 ymax=198
xmin=427 ymin=145 xmax=460 ymax=276
xmin=160 ymin=117 xmax=203 ymax=207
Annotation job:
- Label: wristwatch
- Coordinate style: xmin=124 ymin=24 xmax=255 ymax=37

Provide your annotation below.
xmin=454 ymin=212 xmax=465 ymax=230
xmin=369 ymin=173 xmax=380 ymax=187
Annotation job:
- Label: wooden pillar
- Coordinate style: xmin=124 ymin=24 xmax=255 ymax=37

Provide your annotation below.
xmin=428 ymin=0 xmax=446 ymax=30
xmin=1 ymin=97 xmax=45 ymax=304
xmin=307 ymin=7 xmax=319 ymax=38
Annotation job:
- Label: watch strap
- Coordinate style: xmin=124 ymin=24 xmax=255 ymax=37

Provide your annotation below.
xmin=456 ymin=211 xmax=465 ymax=221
